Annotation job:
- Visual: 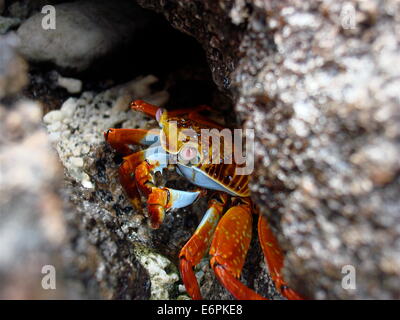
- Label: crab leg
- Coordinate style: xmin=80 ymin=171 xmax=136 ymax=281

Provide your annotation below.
xmin=179 ymin=193 xmax=228 ymax=300
xmin=209 ymin=200 xmax=267 ymax=300
xmin=131 ymin=100 xmax=211 ymax=118
xmin=131 ymin=100 xmax=224 ymax=129
xmin=258 ymin=214 xmax=303 ymax=300
xmin=104 ymin=128 xmax=160 ymax=155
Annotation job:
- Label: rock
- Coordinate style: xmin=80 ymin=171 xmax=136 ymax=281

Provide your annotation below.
xmin=136 ymin=0 xmax=400 ymax=299
xmin=0 ymin=100 xmax=69 ymax=298
xmin=17 ymin=0 xmax=155 ymax=71
xmin=0 ymin=33 xmax=28 ymax=98
xmin=134 ymin=245 xmax=179 ymax=300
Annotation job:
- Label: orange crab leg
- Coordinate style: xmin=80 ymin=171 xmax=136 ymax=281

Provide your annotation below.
xmin=130 ymin=100 xmax=159 ymax=118
xmin=131 ymin=100 xmax=211 ymax=118
xmin=209 ymin=201 xmax=267 ymax=300
xmin=131 ymin=100 xmax=224 ymax=129
xmin=179 ymin=193 xmax=228 ymax=300
xmin=258 ymin=214 xmax=303 ymax=300
xmin=104 ymin=128 xmax=160 ymax=155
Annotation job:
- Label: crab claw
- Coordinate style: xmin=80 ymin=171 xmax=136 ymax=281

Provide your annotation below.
xmin=146 ymin=188 xmax=201 ymax=229
xmin=148 ymin=205 xmax=165 ymax=229
xmin=147 ymin=188 xmax=168 ymax=229
xmin=104 ymin=128 xmax=118 ymax=146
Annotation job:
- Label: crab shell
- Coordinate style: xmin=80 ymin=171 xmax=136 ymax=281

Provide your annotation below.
xmin=156 ymin=109 xmax=250 ymax=197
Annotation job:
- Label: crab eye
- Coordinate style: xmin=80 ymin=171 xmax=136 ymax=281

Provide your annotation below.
xmin=179 ymin=145 xmax=201 ymax=164
xmin=156 ymin=108 xmax=165 ymax=123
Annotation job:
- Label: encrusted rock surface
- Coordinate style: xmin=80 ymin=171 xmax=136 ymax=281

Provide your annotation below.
xmin=136 ymin=0 xmax=400 ymax=299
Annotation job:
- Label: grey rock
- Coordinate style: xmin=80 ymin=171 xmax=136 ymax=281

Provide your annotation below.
xmin=136 ymin=0 xmax=400 ymax=299
xmin=17 ymin=0 xmax=154 ymax=71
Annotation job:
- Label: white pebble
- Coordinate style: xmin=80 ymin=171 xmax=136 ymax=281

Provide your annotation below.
xmin=82 ymin=179 xmax=94 ymax=189
xmin=58 ymin=76 xmax=82 ymax=94
xmin=178 ymin=285 xmax=186 ymax=293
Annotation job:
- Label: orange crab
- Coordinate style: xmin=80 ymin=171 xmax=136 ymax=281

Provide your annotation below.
xmin=104 ymin=100 xmax=302 ymax=300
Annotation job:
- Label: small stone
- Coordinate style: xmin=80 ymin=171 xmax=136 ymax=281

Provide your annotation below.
xmin=178 ymin=284 xmax=186 ymax=293
xmin=81 ymin=179 xmax=93 ymax=189
xmin=58 ymin=76 xmax=82 ymax=94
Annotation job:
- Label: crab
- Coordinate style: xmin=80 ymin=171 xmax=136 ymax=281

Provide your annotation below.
xmin=104 ymin=100 xmax=302 ymax=300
